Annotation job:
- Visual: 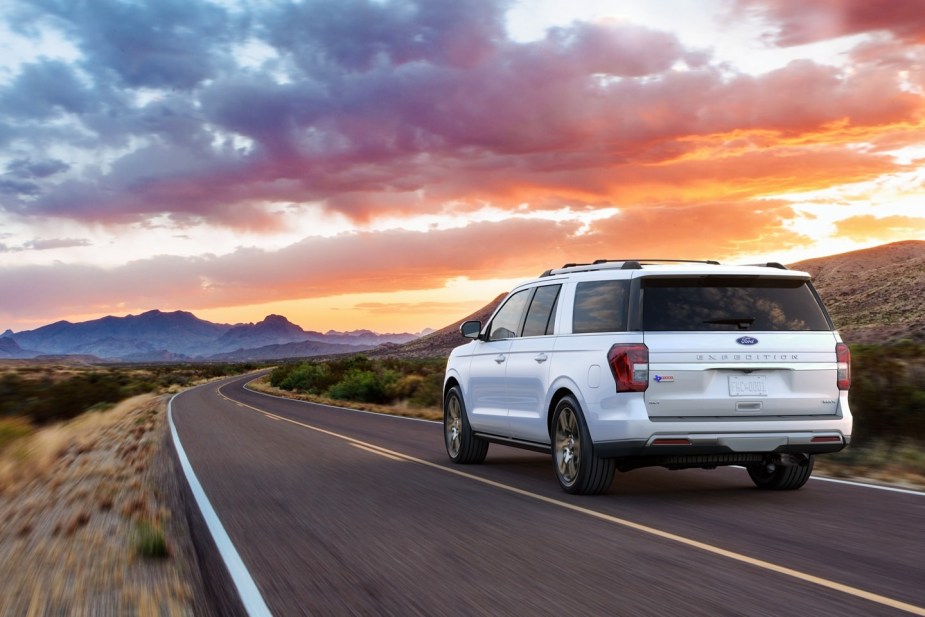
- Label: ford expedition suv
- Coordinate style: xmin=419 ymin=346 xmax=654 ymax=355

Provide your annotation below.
xmin=443 ymin=259 xmax=852 ymax=495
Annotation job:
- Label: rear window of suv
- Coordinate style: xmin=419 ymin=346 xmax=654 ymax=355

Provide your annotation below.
xmin=641 ymin=276 xmax=831 ymax=331
xmin=573 ymin=280 xmax=631 ymax=333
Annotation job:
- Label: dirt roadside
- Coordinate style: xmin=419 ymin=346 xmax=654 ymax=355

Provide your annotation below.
xmin=0 ymin=394 xmax=211 ymax=616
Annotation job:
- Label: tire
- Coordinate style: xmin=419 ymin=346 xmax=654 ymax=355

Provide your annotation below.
xmin=444 ymin=386 xmax=488 ymax=464
xmin=551 ymin=396 xmax=615 ymax=495
xmin=747 ymin=454 xmax=814 ymax=490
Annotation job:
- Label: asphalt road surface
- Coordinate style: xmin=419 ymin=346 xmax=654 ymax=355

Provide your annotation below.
xmin=170 ymin=373 xmax=925 ymax=617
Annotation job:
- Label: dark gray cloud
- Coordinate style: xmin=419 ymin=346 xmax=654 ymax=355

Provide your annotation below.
xmin=0 ymin=59 xmax=94 ymax=119
xmin=26 ymin=0 xmax=239 ymax=89
xmin=6 ymin=157 xmax=70 ymax=178
xmin=0 ymin=236 xmax=91 ymax=253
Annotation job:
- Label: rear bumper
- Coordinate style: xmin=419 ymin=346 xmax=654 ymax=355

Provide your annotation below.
xmin=594 ymin=431 xmax=849 ymax=459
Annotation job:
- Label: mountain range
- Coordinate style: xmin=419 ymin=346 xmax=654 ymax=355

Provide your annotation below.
xmin=0 ymin=311 xmax=419 ymax=362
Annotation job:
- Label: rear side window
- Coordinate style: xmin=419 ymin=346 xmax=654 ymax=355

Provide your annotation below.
xmin=522 ymin=285 xmax=561 ymax=337
xmin=573 ymin=280 xmax=631 ymax=333
xmin=642 ymin=277 xmax=831 ymax=331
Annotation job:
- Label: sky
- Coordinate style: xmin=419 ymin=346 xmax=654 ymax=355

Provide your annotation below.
xmin=1 ymin=0 xmax=924 ymax=334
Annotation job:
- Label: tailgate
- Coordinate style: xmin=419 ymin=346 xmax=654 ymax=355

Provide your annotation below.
xmin=643 ymin=332 xmax=841 ymax=418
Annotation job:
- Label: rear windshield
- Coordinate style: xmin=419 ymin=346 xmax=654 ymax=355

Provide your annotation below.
xmin=642 ymin=276 xmax=831 ymax=331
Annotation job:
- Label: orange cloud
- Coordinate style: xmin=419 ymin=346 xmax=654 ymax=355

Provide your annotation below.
xmin=835 ymin=215 xmax=925 ymax=242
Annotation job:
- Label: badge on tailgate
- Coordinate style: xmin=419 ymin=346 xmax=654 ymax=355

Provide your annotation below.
xmin=728 ymin=375 xmax=767 ymax=397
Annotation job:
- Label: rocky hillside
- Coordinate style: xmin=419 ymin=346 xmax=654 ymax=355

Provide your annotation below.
xmin=368 ymin=295 xmax=506 ymax=359
xmin=790 ymin=240 xmax=925 ymax=344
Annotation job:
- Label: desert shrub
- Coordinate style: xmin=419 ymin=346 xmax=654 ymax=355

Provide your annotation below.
xmin=409 ymin=372 xmax=443 ymax=408
xmin=327 ymin=368 xmax=396 ymax=404
xmin=848 ymin=343 xmax=925 ymax=446
xmin=0 ymin=363 xmax=261 ymax=425
xmin=0 ymin=417 xmax=32 ymax=452
xmin=135 ymin=520 xmax=169 ymax=559
xmin=269 ymin=364 xmax=294 ymax=388
xmin=25 ymin=373 xmax=125 ymax=424
xmin=386 ymin=374 xmax=424 ymax=400
xmin=273 ymin=356 xmax=447 ymax=408
xmin=280 ymin=362 xmax=336 ymax=394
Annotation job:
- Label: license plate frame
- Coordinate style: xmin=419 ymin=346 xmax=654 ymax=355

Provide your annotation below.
xmin=728 ymin=375 xmax=768 ymax=397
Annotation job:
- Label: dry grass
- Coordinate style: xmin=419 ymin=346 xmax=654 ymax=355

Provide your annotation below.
xmin=814 ymin=441 xmax=925 ymax=490
xmin=0 ymin=394 xmax=202 ymax=616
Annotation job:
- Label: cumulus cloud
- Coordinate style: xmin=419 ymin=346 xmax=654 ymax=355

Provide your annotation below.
xmin=737 ymin=0 xmax=925 ymax=46
xmin=835 ymin=215 xmax=925 ymax=242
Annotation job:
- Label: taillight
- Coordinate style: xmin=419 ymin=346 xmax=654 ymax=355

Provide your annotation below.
xmin=836 ymin=343 xmax=851 ymax=391
xmin=608 ymin=343 xmax=649 ymax=392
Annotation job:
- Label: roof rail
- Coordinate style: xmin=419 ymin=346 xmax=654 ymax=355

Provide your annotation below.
xmin=743 ymin=262 xmax=788 ymax=270
xmin=539 ymin=259 xmax=721 ymax=277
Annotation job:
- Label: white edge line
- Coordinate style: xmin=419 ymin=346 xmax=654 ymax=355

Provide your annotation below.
xmin=168 ymin=390 xmax=273 ymax=617
xmin=811 ymin=475 xmax=925 ymax=496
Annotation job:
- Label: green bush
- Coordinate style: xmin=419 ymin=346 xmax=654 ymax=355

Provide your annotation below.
xmin=848 ymin=343 xmax=925 ymax=446
xmin=409 ymin=372 xmax=443 ymax=408
xmin=135 ymin=520 xmax=169 ymax=559
xmin=280 ymin=362 xmax=336 ymax=394
xmin=1 ymin=363 xmax=264 ymax=425
xmin=272 ymin=357 xmax=447 ymax=408
xmin=327 ymin=368 xmax=395 ymax=404
xmin=0 ymin=417 xmax=32 ymax=452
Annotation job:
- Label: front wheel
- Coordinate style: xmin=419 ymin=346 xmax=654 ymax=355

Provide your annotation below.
xmin=747 ymin=454 xmax=814 ymax=490
xmin=552 ymin=396 xmax=615 ymax=495
xmin=444 ymin=386 xmax=488 ymax=464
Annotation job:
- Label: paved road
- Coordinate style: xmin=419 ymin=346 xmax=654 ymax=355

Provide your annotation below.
xmin=171 ymin=373 xmax=925 ymax=616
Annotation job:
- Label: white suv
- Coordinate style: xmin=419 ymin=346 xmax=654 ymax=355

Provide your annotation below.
xmin=443 ymin=260 xmax=852 ymax=495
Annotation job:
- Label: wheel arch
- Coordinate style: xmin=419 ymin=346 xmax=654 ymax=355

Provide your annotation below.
xmin=547 ymin=386 xmax=578 ymax=440
xmin=443 ymin=375 xmax=461 ymax=406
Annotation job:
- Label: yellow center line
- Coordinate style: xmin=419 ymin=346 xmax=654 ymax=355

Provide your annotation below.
xmin=352 ymin=443 xmax=405 ymax=462
xmin=217 ymin=385 xmax=925 ymax=616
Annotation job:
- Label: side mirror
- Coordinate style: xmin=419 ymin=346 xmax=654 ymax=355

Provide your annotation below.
xmin=460 ymin=320 xmax=482 ymax=339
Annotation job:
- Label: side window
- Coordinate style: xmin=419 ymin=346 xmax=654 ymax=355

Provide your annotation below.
xmin=572 ymin=280 xmax=630 ymax=334
xmin=522 ymin=285 xmax=561 ymax=337
xmin=489 ymin=289 xmax=531 ymax=341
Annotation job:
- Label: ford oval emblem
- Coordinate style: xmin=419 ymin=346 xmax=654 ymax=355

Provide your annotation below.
xmin=736 ymin=336 xmax=759 ymax=346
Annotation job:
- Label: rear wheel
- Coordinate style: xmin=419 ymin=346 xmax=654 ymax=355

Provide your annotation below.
xmin=444 ymin=386 xmax=488 ymax=464
xmin=747 ymin=454 xmax=814 ymax=490
xmin=552 ymin=396 xmax=615 ymax=495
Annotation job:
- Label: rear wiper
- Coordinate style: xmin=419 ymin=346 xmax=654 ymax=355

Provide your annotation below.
xmin=703 ymin=317 xmax=755 ymax=330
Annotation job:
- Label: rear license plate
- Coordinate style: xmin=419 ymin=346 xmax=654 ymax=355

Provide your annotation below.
xmin=728 ymin=375 xmax=767 ymax=397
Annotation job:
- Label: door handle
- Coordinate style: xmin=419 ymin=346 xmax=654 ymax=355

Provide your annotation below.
xmin=494 ymin=354 xmax=506 ymax=364
xmin=534 ymin=353 xmax=548 ymax=363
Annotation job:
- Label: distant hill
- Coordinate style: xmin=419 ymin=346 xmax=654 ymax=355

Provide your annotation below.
xmin=790 ymin=240 xmax=925 ymax=344
xmin=2 ymin=310 xmax=419 ymax=362
xmin=367 ymin=295 xmax=506 ymax=359
xmin=9 ymin=310 xmax=229 ymax=358
xmin=0 ymin=336 xmax=34 ymax=359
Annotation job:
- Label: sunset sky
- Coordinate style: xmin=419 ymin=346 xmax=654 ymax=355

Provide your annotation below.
xmin=1 ymin=0 xmax=924 ymax=334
